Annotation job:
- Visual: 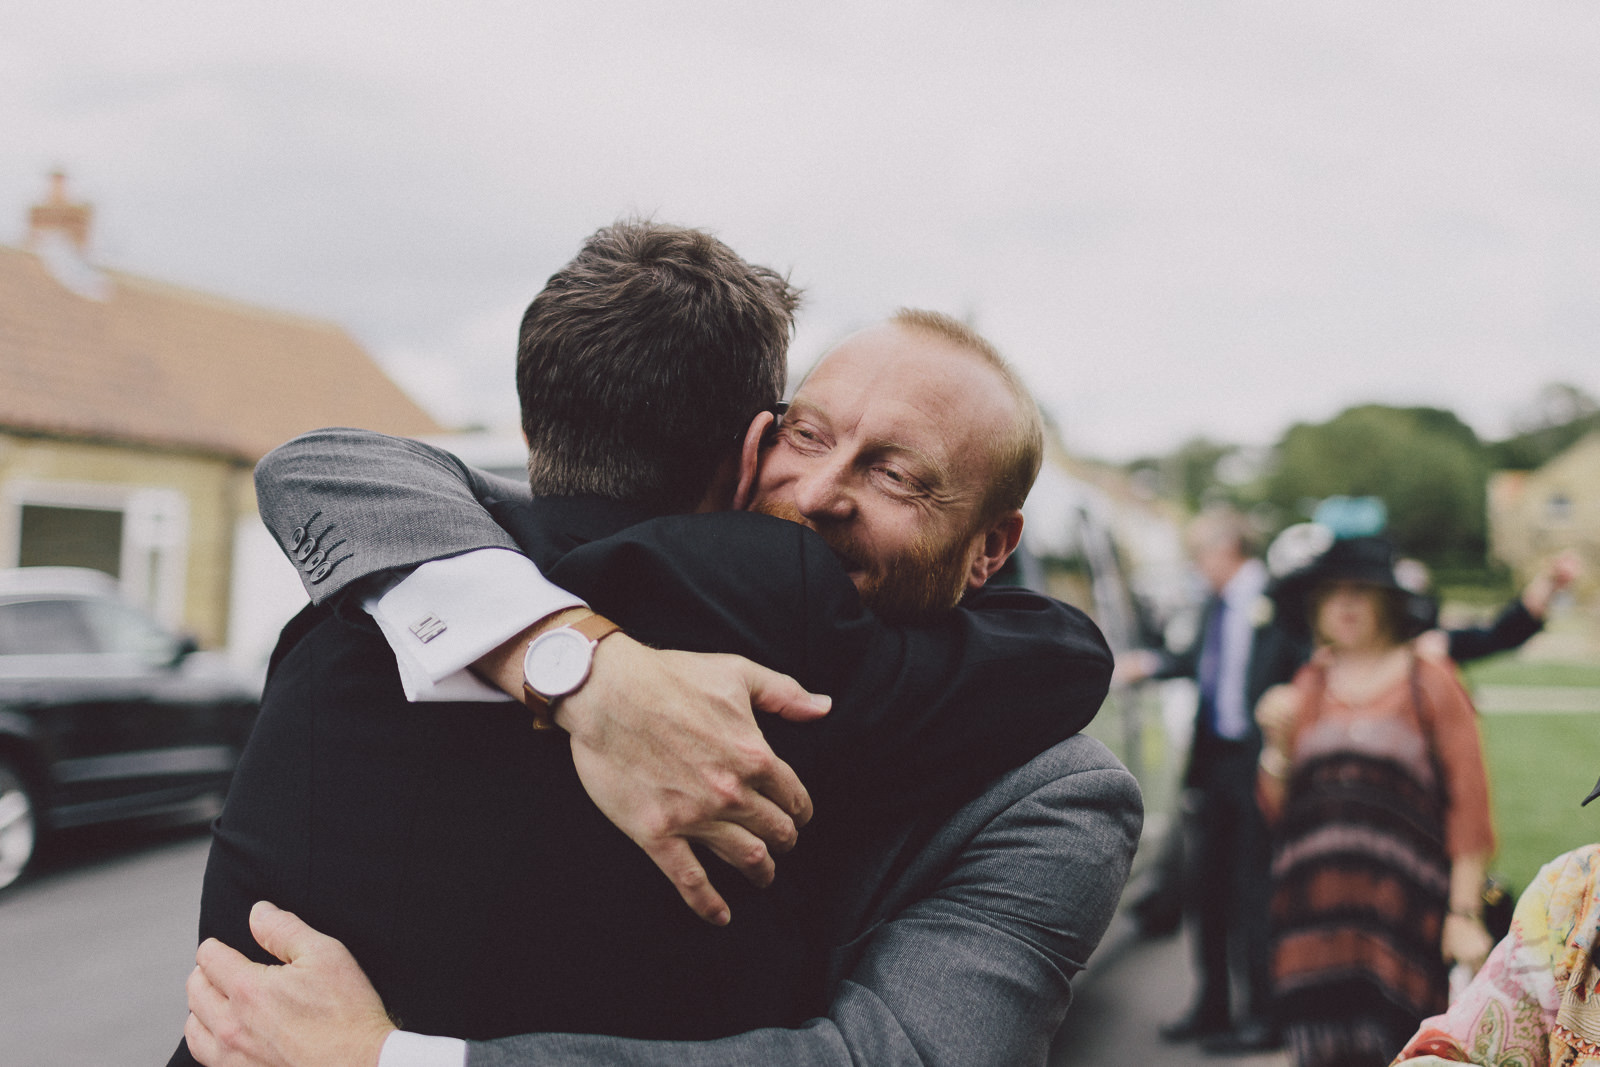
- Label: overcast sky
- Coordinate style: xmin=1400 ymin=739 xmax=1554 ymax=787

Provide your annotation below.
xmin=6 ymin=1 xmax=1598 ymax=461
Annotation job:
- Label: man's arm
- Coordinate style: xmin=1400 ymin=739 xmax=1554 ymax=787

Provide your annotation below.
xmin=544 ymin=512 xmax=1114 ymax=816
xmin=255 ymin=429 xmax=827 ymax=924
xmin=1444 ymin=598 xmax=1543 ymax=665
xmin=254 ymin=428 xmax=530 ymax=602
xmin=255 ymin=429 xmax=1113 ymax=894
xmin=1445 ymin=550 xmax=1582 ymax=665
xmin=187 ymin=738 xmax=1142 ymax=1067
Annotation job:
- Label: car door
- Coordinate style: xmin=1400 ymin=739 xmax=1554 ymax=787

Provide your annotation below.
xmin=0 ymin=594 xmax=249 ymax=828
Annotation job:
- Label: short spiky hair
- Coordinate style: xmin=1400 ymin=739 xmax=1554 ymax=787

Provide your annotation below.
xmin=517 ymin=220 xmax=800 ymax=513
xmin=889 ymin=309 xmax=1043 ymax=519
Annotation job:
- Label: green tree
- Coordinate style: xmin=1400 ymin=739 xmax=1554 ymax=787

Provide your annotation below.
xmin=1263 ymin=405 xmax=1490 ymax=568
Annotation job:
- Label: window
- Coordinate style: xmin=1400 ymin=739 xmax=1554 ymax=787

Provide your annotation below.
xmin=3 ymin=482 xmax=188 ymax=628
xmin=18 ymin=504 xmax=124 ymax=576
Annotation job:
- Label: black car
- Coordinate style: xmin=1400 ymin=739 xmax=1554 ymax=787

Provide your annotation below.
xmin=0 ymin=567 xmax=259 ymax=891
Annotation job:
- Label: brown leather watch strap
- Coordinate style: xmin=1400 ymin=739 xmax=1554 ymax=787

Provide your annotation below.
xmin=522 ymin=613 xmax=622 ymax=731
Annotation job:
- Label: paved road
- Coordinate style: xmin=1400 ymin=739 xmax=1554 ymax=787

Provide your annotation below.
xmin=0 ymin=819 xmax=211 ymax=1066
xmin=1050 ymin=917 xmax=1290 ymax=1067
xmin=6 ymin=820 xmax=1293 ymax=1067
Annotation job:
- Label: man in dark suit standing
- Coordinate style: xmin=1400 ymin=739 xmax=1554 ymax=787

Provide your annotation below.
xmin=178 ymin=222 xmax=1131 ymax=1067
xmin=1119 ymin=507 xmax=1302 ymax=1054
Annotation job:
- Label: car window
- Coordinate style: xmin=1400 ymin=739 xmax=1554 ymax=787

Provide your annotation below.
xmin=0 ymin=599 xmax=99 ymax=655
xmin=79 ymin=599 xmax=180 ymax=662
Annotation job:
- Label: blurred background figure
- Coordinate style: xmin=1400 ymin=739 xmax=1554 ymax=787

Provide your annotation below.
xmin=1257 ymin=536 xmax=1496 ymax=1067
xmin=1116 ymin=507 xmax=1304 ymax=1053
xmin=1416 ymin=550 xmax=1585 ymax=665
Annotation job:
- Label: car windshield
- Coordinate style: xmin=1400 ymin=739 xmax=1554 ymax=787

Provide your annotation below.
xmin=0 ymin=599 xmax=97 ymax=655
xmin=0 ymin=597 xmax=179 ymax=662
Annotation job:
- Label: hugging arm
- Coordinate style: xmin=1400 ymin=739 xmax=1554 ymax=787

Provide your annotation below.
xmin=255 ymin=429 xmax=823 ymax=923
xmin=256 ymin=429 xmax=1112 ymax=798
xmin=546 ymin=513 xmax=1112 ymax=814
xmin=188 ymin=738 xmax=1143 ymax=1067
xmin=254 ymin=428 xmax=529 ymax=602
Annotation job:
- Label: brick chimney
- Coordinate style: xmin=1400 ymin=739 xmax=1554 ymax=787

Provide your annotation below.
xmin=27 ymin=170 xmax=93 ymax=254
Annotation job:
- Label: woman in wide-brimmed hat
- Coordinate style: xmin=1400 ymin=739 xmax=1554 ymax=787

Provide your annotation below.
xmin=1255 ymin=535 xmax=1497 ymax=1067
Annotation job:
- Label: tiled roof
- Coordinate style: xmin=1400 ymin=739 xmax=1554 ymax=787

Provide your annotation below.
xmin=0 ymin=243 xmax=443 ymax=461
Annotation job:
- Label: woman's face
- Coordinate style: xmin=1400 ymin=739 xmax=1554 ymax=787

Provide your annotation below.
xmin=1314 ymin=581 xmax=1390 ymax=651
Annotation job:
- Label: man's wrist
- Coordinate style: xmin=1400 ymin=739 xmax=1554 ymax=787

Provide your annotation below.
xmin=470 ymin=607 xmax=592 ymax=699
xmin=520 ymin=613 xmax=623 ymax=729
xmin=369 ymin=549 xmax=585 ymax=700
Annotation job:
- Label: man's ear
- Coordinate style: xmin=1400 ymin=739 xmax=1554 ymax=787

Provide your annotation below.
xmin=965 ymin=510 xmax=1025 ymax=590
xmin=732 ymin=410 xmax=775 ymax=512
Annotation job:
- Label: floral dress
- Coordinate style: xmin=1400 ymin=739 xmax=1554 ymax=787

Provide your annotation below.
xmin=1393 ymin=844 xmax=1600 ymax=1066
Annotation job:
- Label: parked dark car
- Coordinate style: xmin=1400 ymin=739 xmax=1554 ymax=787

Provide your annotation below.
xmin=0 ymin=567 xmax=259 ymax=891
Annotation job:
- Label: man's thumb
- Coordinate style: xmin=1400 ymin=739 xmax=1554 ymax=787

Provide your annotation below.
xmin=250 ymin=900 xmax=317 ymax=964
xmin=747 ymin=665 xmax=831 ymax=722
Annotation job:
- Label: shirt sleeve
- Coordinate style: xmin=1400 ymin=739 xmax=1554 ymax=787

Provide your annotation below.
xmin=380 ymin=1030 xmax=467 ymax=1067
xmin=364 ymin=548 xmax=585 ymax=702
xmin=1420 ymin=659 xmax=1497 ymax=859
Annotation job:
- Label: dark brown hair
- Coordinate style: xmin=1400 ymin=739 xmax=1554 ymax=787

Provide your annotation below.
xmin=517 ymin=220 xmax=800 ymax=513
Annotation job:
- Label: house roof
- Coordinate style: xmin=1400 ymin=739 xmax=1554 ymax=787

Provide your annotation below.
xmin=0 ymin=242 xmax=443 ymax=462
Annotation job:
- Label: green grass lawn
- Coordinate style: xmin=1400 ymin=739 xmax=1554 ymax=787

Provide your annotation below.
xmin=1464 ymin=658 xmax=1600 ymax=688
xmin=1481 ymin=712 xmax=1600 ymax=893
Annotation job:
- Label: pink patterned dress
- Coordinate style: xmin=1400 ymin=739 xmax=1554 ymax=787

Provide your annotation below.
xmin=1393 ymin=844 xmax=1600 ymax=1066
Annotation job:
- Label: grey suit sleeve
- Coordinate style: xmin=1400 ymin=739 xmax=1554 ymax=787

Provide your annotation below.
xmin=254 ymin=428 xmax=531 ymax=603
xmin=464 ymin=741 xmax=1143 ymax=1067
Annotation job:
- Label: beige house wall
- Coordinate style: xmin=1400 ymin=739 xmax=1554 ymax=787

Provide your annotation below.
xmin=0 ymin=431 xmax=254 ymax=648
xmin=1488 ymin=431 xmax=1600 ymax=603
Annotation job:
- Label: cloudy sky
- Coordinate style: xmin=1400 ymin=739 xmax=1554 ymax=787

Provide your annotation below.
xmin=6 ymin=1 xmax=1598 ymax=461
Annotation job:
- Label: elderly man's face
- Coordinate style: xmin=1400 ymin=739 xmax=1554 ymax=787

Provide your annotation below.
xmin=749 ymin=322 xmax=1022 ymax=619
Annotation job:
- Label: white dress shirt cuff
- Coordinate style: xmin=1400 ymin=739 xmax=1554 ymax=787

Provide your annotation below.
xmin=363 ymin=548 xmax=585 ymax=703
xmin=380 ymin=1030 xmax=466 ymax=1067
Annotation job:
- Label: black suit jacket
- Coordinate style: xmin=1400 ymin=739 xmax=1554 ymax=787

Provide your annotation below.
xmin=1153 ymin=594 xmax=1305 ymax=785
xmin=175 ymin=497 xmax=1110 ymax=1061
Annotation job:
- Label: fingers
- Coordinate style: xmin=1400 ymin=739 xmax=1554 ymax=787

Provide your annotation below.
xmin=196 ymin=937 xmax=264 ymax=1000
xmin=719 ymin=786 xmax=801 ymax=854
xmin=248 ymin=900 xmax=324 ymax=964
xmin=184 ymin=1011 xmax=221 ymax=1067
xmin=696 ymin=823 xmax=777 ymax=888
xmin=643 ymin=838 xmax=730 ymax=927
xmin=744 ymin=661 xmax=831 ymax=723
xmin=185 ymin=963 xmax=233 ymax=1067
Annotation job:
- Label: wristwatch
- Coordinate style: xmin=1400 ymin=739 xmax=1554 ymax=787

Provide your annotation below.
xmin=521 ymin=613 xmax=622 ymax=730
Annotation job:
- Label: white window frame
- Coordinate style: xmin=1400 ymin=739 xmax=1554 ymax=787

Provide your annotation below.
xmin=0 ymin=480 xmax=189 ymax=628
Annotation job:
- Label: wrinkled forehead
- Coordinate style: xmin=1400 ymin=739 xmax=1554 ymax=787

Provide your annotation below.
xmin=794 ymin=326 xmax=1017 ymax=452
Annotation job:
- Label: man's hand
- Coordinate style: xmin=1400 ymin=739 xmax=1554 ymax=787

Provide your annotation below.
xmin=185 ymin=901 xmax=394 ymax=1067
xmin=475 ymin=621 xmax=831 ymax=925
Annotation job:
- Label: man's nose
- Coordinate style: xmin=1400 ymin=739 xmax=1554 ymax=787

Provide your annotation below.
xmin=792 ymin=459 xmax=855 ymax=522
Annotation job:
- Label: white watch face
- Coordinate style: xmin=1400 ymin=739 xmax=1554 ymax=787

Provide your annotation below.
xmin=523 ymin=628 xmax=594 ymax=699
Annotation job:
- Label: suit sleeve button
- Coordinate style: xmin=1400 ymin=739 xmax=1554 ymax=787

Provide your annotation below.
xmin=309 ymin=562 xmax=333 ymax=584
xmin=295 ymin=536 xmax=318 ymax=561
xmin=306 ymin=550 xmax=326 ymax=568
xmin=290 ymin=526 xmax=307 ymax=550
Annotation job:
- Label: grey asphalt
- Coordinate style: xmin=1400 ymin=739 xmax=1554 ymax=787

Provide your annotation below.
xmin=1050 ymin=916 xmax=1290 ymax=1067
xmin=0 ymin=820 xmax=209 ymax=1067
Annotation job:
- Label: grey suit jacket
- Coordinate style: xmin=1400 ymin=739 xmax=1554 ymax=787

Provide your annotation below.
xmin=465 ymin=734 xmax=1141 ymax=1067
xmin=252 ymin=429 xmax=1142 ymax=1065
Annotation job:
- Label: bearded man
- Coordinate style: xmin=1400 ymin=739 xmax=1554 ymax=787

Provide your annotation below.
xmin=180 ymin=222 xmax=1138 ymax=1067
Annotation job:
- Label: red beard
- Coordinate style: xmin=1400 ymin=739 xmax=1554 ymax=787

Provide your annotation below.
xmin=749 ymin=499 xmax=973 ymax=621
